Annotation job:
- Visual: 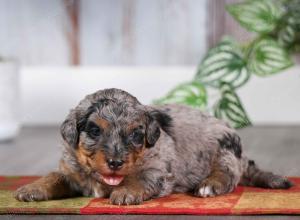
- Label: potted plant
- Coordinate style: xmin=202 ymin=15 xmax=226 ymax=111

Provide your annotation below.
xmin=156 ymin=0 xmax=300 ymax=129
xmin=0 ymin=56 xmax=20 ymax=141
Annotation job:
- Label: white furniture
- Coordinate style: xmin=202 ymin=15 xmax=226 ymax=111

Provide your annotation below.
xmin=0 ymin=59 xmax=19 ymax=141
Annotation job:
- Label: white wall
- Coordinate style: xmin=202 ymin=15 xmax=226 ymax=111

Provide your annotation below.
xmin=20 ymin=66 xmax=195 ymax=125
xmin=0 ymin=0 xmax=70 ymax=65
xmin=238 ymin=67 xmax=300 ymax=124
xmin=20 ymin=66 xmax=300 ymax=125
xmin=80 ymin=0 xmax=207 ymax=65
xmin=0 ymin=0 xmax=207 ymax=66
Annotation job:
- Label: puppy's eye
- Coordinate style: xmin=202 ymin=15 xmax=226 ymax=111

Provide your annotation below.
xmin=129 ymin=130 xmax=144 ymax=147
xmin=86 ymin=122 xmax=101 ymax=138
xmin=90 ymin=127 xmax=100 ymax=136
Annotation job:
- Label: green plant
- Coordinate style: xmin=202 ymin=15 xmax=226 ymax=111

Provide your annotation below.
xmin=155 ymin=0 xmax=300 ymax=129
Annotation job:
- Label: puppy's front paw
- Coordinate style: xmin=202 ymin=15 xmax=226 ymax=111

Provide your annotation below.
xmin=14 ymin=184 xmax=48 ymax=202
xmin=110 ymin=187 xmax=144 ymax=205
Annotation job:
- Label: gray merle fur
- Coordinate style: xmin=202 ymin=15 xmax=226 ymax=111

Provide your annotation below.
xmin=14 ymin=88 xmax=293 ymax=205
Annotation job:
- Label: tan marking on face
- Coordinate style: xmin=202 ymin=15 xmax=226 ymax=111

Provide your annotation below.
xmin=126 ymin=137 xmax=147 ymax=168
xmin=91 ymin=150 xmax=112 ymax=174
xmin=75 ymin=141 xmax=109 ymax=173
xmin=126 ymin=121 xmax=144 ymax=134
xmin=94 ymin=117 xmax=110 ymax=130
xmin=76 ymin=143 xmax=90 ymax=167
xmin=76 ymin=142 xmax=99 ymax=174
xmin=76 ymin=134 xmax=147 ymax=177
xmin=133 ymin=146 xmax=147 ymax=165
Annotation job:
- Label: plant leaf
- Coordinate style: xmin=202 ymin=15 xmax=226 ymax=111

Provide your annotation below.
xmin=195 ymin=38 xmax=250 ymax=89
xmin=277 ymin=0 xmax=300 ymax=50
xmin=226 ymin=0 xmax=284 ymax=33
xmin=247 ymin=38 xmax=293 ymax=76
xmin=214 ymin=82 xmax=251 ymax=129
xmin=278 ymin=24 xmax=296 ymax=48
xmin=154 ymin=81 xmax=207 ymax=109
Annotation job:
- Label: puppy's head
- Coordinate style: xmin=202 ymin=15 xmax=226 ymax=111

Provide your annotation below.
xmin=60 ymin=88 xmax=172 ymax=186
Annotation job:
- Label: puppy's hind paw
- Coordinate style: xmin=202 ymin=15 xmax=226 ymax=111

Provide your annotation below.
xmin=14 ymin=184 xmax=48 ymax=202
xmin=197 ymin=185 xmax=214 ymax=198
xmin=194 ymin=178 xmax=232 ymax=198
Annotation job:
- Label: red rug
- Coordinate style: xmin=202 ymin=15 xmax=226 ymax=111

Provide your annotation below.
xmin=1 ymin=176 xmax=300 ymax=215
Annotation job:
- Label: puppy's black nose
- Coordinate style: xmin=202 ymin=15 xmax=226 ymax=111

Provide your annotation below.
xmin=107 ymin=159 xmax=124 ymax=170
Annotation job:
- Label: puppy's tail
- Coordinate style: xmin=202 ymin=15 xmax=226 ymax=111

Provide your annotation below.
xmin=239 ymin=158 xmax=293 ymax=189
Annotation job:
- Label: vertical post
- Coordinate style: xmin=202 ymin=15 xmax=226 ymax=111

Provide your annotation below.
xmin=64 ymin=0 xmax=80 ymax=65
xmin=206 ymin=0 xmax=226 ymax=48
xmin=122 ymin=0 xmax=135 ymax=65
xmin=206 ymin=0 xmax=255 ymax=48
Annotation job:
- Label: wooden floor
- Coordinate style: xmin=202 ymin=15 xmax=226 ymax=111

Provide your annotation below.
xmin=0 ymin=126 xmax=299 ymax=219
xmin=1 ymin=126 xmax=299 ymax=176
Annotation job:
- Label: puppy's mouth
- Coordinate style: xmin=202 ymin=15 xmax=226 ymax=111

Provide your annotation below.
xmin=92 ymin=172 xmax=124 ymax=186
xmin=102 ymin=175 xmax=124 ymax=186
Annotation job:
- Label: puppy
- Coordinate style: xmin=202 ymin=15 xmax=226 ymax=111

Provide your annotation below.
xmin=14 ymin=88 xmax=292 ymax=205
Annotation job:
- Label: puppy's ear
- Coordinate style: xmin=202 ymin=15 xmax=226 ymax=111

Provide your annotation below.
xmin=146 ymin=110 xmax=173 ymax=148
xmin=145 ymin=116 xmax=161 ymax=148
xmin=60 ymin=110 xmax=80 ymax=148
xmin=60 ymin=102 xmax=100 ymax=148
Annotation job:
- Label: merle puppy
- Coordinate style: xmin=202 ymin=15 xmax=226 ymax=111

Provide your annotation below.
xmin=14 ymin=88 xmax=292 ymax=205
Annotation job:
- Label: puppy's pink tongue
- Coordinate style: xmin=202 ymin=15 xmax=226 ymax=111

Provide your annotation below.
xmin=102 ymin=175 xmax=124 ymax=186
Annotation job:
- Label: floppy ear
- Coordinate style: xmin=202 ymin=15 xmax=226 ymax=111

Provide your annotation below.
xmin=60 ymin=102 xmax=100 ymax=148
xmin=146 ymin=110 xmax=173 ymax=148
xmin=60 ymin=110 xmax=80 ymax=148
xmin=146 ymin=115 xmax=161 ymax=148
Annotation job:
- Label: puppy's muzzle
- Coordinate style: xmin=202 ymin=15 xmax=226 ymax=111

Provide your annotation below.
xmin=107 ymin=158 xmax=124 ymax=171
